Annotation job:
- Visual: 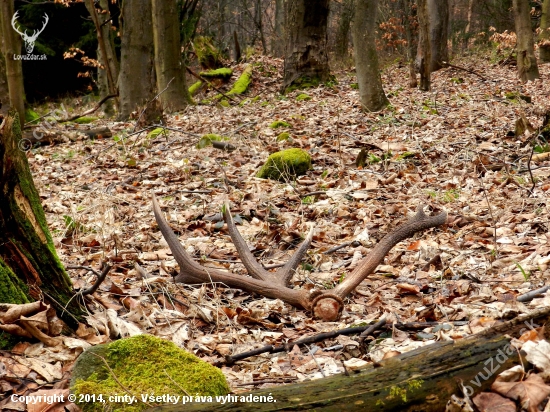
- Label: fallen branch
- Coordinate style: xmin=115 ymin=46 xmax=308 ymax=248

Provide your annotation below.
xmin=57 ymin=94 xmax=118 ymax=122
xmin=441 ymin=61 xmax=487 ymax=81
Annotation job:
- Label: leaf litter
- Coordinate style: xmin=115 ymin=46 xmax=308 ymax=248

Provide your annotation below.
xmin=3 ymin=55 xmax=550 ymax=408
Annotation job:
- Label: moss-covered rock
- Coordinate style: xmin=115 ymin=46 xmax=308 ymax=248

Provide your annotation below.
xmin=269 ymin=120 xmax=290 ymax=129
xmin=296 ymin=93 xmax=311 ymax=101
xmin=199 ymin=68 xmax=233 ymax=79
xmin=70 ymin=335 xmax=230 ymax=412
xmin=256 ymin=148 xmax=311 ymax=181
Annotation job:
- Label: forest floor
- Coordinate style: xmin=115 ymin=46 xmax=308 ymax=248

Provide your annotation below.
xmin=5 ymin=54 xmax=550 ymax=409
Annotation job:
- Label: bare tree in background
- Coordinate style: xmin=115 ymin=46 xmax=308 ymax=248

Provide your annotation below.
xmin=540 ymin=0 xmax=550 ymax=63
xmin=352 ymin=0 xmax=389 ymax=111
xmin=117 ymin=0 xmax=155 ymax=120
xmin=513 ymin=0 xmax=539 ymax=81
xmin=416 ymin=0 xmax=431 ymax=90
xmin=152 ymin=0 xmax=193 ymax=111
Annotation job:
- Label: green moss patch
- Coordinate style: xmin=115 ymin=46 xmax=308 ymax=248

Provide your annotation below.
xmin=214 ymin=65 xmax=253 ymax=101
xmin=256 ymin=148 xmax=312 ymax=181
xmin=194 ymin=36 xmax=223 ymax=69
xmin=199 ymin=68 xmax=233 ymax=79
xmin=70 ymin=335 xmax=230 ymax=412
xmin=296 ymin=93 xmax=311 ymax=101
xmin=25 ymin=109 xmax=40 ymax=123
xmin=269 ymin=120 xmax=291 ymax=129
xmin=196 ymin=133 xmax=229 ymax=149
xmin=276 ymin=132 xmax=291 ymax=142
xmin=189 ymin=81 xmax=203 ymax=96
xmin=73 ymin=116 xmax=98 ymax=124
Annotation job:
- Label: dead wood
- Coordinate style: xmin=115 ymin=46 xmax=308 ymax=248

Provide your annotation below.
xmin=146 ymin=306 xmax=550 ymax=412
xmin=153 ymin=197 xmax=447 ymax=321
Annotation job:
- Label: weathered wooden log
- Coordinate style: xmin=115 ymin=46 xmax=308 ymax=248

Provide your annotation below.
xmin=147 ymin=307 xmax=550 ymax=412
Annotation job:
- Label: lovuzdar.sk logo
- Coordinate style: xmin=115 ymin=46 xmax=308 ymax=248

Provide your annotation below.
xmin=11 ymin=11 xmax=48 ymax=61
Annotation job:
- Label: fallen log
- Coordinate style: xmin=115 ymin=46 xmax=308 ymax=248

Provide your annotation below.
xmin=147 ymin=306 xmax=550 ymax=412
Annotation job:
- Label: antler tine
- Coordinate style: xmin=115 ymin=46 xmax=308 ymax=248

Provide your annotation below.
xmin=222 ymin=202 xmax=272 ymax=281
xmin=275 ymin=224 xmax=314 ymax=286
xmin=152 ymin=195 xmax=206 ymax=275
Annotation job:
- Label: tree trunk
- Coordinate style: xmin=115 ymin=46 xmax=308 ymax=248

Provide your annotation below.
xmin=427 ymin=0 xmax=448 ymax=71
xmin=401 ymin=0 xmax=418 ymax=88
xmin=464 ymin=0 xmax=475 ymax=34
xmin=513 ymin=0 xmax=540 ymax=81
xmin=85 ymin=0 xmax=119 ymax=117
xmin=271 ymin=0 xmax=285 ymax=57
xmin=540 ymin=0 xmax=550 ymax=63
xmin=0 ymin=47 xmax=8 ymax=115
xmin=151 ymin=0 xmax=192 ymax=112
xmin=148 ymin=306 xmax=550 ymax=411
xmin=282 ymin=0 xmax=331 ymax=93
xmin=351 ymin=0 xmax=389 ymax=112
xmin=0 ymin=110 xmax=82 ymax=328
xmin=416 ymin=0 xmax=431 ymax=91
xmin=117 ymin=0 xmax=155 ymax=120
xmin=335 ymin=0 xmax=354 ymax=60
xmin=0 ymin=0 xmax=25 ymax=125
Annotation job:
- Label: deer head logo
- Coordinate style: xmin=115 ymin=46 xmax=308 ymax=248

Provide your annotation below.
xmin=11 ymin=11 xmax=49 ymax=54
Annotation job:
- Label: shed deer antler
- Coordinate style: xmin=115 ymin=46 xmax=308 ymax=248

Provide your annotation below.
xmin=152 ymin=196 xmax=447 ymax=321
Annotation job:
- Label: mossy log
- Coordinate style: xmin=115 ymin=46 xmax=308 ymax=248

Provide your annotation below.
xmin=0 ymin=110 xmax=82 ymax=330
xmin=147 ymin=307 xmax=550 ymax=412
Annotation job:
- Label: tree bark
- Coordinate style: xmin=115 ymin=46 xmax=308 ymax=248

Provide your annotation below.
xmin=540 ymin=0 xmax=550 ymax=63
xmin=416 ymin=0 xmax=431 ymax=91
xmin=0 ymin=110 xmax=82 ymax=328
xmin=335 ymin=0 xmax=354 ymax=60
xmin=117 ymin=0 xmax=155 ymax=120
xmin=282 ymin=0 xmax=331 ymax=93
xmin=0 ymin=0 xmax=25 ymax=124
xmin=427 ymin=0 xmax=448 ymax=71
xmin=271 ymin=0 xmax=285 ymax=57
xmin=152 ymin=0 xmax=192 ymax=112
xmin=0 ymin=46 xmax=8 ymax=115
xmin=148 ymin=306 xmax=550 ymax=411
xmin=351 ymin=0 xmax=389 ymax=112
xmin=85 ymin=0 xmax=119 ymax=117
xmin=401 ymin=0 xmax=417 ymax=88
xmin=513 ymin=0 xmax=540 ymax=81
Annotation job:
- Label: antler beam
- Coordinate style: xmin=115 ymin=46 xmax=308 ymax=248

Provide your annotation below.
xmin=153 ymin=196 xmax=447 ymax=321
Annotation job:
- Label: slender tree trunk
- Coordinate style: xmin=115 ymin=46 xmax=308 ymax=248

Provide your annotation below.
xmin=117 ymin=0 xmax=155 ymax=120
xmin=513 ymin=0 xmax=540 ymax=81
xmin=351 ymin=0 xmax=389 ymax=112
xmin=282 ymin=0 xmax=331 ymax=93
xmin=402 ymin=0 xmax=417 ymax=88
xmin=0 ymin=110 xmax=83 ymax=327
xmin=271 ymin=0 xmax=285 ymax=57
xmin=335 ymin=0 xmax=354 ymax=60
xmin=427 ymin=0 xmax=448 ymax=70
xmin=85 ymin=0 xmax=119 ymax=116
xmin=465 ymin=0 xmax=475 ymax=34
xmin=255 ymin=0 xmax=267 ymax=54
xmin=0 ymin=0 xmax=25 ymax=125
xmin=151 ymin=0 xmax=192 ymax=112
xmin=0 ymin=45 xmax=8 ymax=115
xmin=540 ymin=0 xmax=550 ymax=63
xmin=416 ymin=0 xmax=431 ymax=91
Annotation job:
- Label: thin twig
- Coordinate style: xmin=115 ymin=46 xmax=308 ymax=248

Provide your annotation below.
xmin=186 ymin=67 xmax=240 ymax=103
xmin=134 ymin=78 xmax=175 ymax=132
xmin=57 ymin=94 xmax=118 ymax=123
xmin=89 ymin=352 xmax=153 ymax=408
